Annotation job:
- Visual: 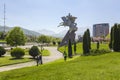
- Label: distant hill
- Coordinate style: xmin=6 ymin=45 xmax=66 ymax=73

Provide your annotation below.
xmin=37 ymin=28 xmax=84 ymax=39
xmin=37 ymin=29 xmax=67 ymax=38
xmin=0 ymin=25 xmax=84 ymax=38
xmin=0 ymin=26 xmax=41 ymax=36
xmin=38 ymin=29 xmax=56 ymax=36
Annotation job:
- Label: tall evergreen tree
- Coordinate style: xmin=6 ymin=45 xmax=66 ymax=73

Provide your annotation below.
xmin=109 ymin=26 xmax=114 ymax=49
xmin=83 ymin=31 xmax=90 ymax=55
xmin=87 ymin=29 xmax=91 ymax=49
xmin=68 ymin=39 xmax=72 ymax=58
xmin=118 ymin=24 xmax=120 ymax=50
xmin=83 ymin=31 xmax=87 ymax=55
xmin=113 ymin=24 xmax=120 ymax=51
xmin=113 ymin=24 xmax=117 ymax=51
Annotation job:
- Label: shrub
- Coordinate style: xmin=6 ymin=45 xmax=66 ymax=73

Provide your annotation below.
xmin=0 ymin=46 xmax=6 ymax=57
xmin=90 ymin=49 xmax=111 ymax=56
xmin=96 ymin=41 xmax=100 ymax=50
xmin=11 ymin=47 xmax=25 ymax=59
xmin=53 ymin=41 xmax=56 ymax=46
xmin=29 ymin=46 xmax=40 ymax=59
xmin=57 ymin=41 xmax=61 ymax=46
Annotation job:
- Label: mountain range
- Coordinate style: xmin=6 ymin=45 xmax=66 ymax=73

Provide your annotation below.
xmin=0 ymin=26 xmax=84 ymax=38
xmin=0 ymin=26 xmax=41 ymax=36
xmin=37 ymin=29 xmax=68 ymax=38
xmin=38 ymin=28 xmax=84 ymax=39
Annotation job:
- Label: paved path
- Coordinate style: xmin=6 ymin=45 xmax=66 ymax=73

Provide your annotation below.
xmin=0 ymin=47 xmax=63 ymax=72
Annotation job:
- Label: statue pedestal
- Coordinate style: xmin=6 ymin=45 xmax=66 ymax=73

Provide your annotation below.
xmin=59 ymin=30 xmax=76 ymax=46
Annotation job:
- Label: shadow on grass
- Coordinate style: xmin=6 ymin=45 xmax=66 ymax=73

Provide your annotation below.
xmin=9 ymin=58 xmax=25 ymax=60
xmin=29 ymin=57 xmax=35 ymax=59
xmin=9 ymin=57 xmax=35 ymax=60
xmin=0 ymin=56 xmax=5 ymax=58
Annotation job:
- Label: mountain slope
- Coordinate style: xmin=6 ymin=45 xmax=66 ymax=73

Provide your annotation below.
xmin=38 ymin=29 xmax=56 ymax=36
xmin=0 ymin=26 xmax=41 ymax=36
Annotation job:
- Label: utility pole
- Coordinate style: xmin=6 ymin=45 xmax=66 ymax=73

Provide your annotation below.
xmin=3 ymin=3 xmax=6 ymax=35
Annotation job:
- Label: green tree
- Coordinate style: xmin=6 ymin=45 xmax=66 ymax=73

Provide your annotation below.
xmin=6 ymin=27 xmax=26 ymax=46
xmin=37 ymin=35 xmax=51 ymax=43
xmin=97 ymin=41 xmax=100 ymax=50
xmin=26 ymin=35 xmax=37 ymax=42
xmin=0 ymin=32 xmax=5 ymax=39
xmin=0 ymin=46 xmax=6 ymax=57
xmin=52 ymin=41 xmax=56 ymax=46
xmin=112 ymin=24 xmax=120 ymax=51
xmin=68 ymin=39 xmax=72 ymax=58
xmin=29 ymin=46 xmax=40 ymax=59
xmin=109 ymin=26 xmax=114 ymax=49
xmin=86 ymin=29 xmax=91 ymax=49
xmin=118 ymin=24 xmax=120 ymax=49
xmin=83 ymin=29 xmax=91 ymax=55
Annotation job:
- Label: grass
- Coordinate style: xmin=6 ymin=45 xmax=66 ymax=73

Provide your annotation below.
xmin=0 ymin=40 xmax=6 ymax=43
xmin=0 ymin=56 xmax=33 ymax=67
xmin=42 ymin=49 xmax=50 ymax=56
xmin=0 ymin=52 xmax=120 ymax=80
xmin=58 ymin=42 xmax=110 ymax=55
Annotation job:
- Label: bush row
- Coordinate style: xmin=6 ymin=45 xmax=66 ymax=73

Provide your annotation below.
xmin=90 ymin=49 xmax=111 ymax=56
xmin=0 ymin=46 xmax=40 ymax=59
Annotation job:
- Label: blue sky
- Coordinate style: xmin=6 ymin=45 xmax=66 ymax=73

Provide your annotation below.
xmin=0 ymin=0 xmax=120 ymax=33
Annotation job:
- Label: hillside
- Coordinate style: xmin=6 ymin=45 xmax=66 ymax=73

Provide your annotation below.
xmin=0 ymin=26 xmax=41 ymax=36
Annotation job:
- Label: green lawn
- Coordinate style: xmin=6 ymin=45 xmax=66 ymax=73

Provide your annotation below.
xmin=42 ymin=49 xmax=50 ymax=56
xmin=58 ymin=42 xmax=110 ymax=55
xmin=0 ymin=52 xmax=120 ymax=80
xmin=0 ymin=40 xmax=6 ymax=43
xmin=0 ymin=56 xmax=33 ymax=67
